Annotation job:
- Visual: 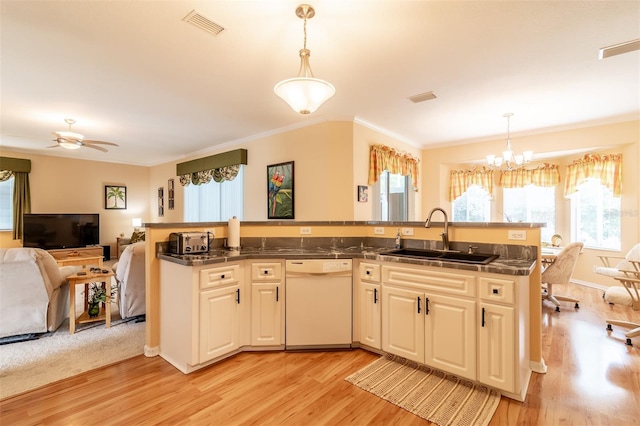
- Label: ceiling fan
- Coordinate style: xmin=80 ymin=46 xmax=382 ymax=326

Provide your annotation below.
xmin=49 ymin=118 xmax=119 ymax=152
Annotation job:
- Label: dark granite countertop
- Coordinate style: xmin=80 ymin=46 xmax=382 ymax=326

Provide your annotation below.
xmin=158 ymin=246 xmax=536 ymax=276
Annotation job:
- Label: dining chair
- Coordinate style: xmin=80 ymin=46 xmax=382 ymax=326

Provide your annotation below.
xmin=541 ymin=242 xmax=584 ymax=312
xmin=595 ymin=243 xmax=640 ymax=346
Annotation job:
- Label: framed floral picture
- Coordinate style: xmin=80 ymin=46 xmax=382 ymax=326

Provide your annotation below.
xmin=267 ymin=161 xmax=294 ymax=219
xmin=105 ymin=185 xmax=126 ymax=210
xmin=358 ymin=185 xmax=368 ymax=202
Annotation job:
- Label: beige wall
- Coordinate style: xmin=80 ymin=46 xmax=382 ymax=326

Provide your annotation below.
xmin=421 ymin=120 xmax=640 ymax=287
xmin=0 ymin=150 xmax=150 ymax=255
xmin=148 ymin=120 xmax=419 ymax=223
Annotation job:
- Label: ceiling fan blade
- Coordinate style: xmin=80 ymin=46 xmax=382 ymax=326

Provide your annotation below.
xmin=46 ymin=144 xmax=61 ymax=149
xmin=83 ymin=140 xmax=119 ymax=146
xmin=83 ymin=144 xmax=109 ymax=153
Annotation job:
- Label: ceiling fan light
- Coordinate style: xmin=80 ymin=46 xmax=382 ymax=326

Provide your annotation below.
xmin=274 ymin=77 xmax=335 ymax=114
xmin=59 ymin=140 xmax=82 ymax=150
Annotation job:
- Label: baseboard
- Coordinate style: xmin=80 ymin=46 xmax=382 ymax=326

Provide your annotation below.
xmin=571 ymin=279 xmax=607 ymax=292
xmin=144 ymin=345 xmax=160 ymax=357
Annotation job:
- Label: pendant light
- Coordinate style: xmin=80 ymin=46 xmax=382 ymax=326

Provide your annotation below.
xmin=274 ymin=4 xmax=335 ymax=114
xmin=486 ymin=113 xmax=533 ymax=170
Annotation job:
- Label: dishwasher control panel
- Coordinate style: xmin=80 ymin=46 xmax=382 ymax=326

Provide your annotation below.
xmin=286 ymin=259 xmax=352 ymax=274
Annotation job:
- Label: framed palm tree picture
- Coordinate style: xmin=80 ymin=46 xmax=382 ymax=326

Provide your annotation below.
xmin=267 ymin=161 xmax=294 ymax=219
xmin=105 ymin=185 xmax=127 ymax=210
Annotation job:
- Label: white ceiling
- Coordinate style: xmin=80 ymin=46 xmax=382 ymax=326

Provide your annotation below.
xmin=1 ymin=1 xmax=639 ymax=166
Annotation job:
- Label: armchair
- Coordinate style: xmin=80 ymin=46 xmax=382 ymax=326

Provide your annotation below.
xmin=0 ymin=248 xmax=79 ymax=338
xmin=596 ymin=244 xmax=640 ymax=346
xmin=541 ymin=242 xmax=584 ymax=312
xmin=112 ymin=241 xmax=145 ymax=320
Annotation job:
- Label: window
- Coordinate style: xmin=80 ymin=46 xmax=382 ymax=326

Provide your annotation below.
xmin=376 ymin=171 xmax=408 ymax=221
xmin=571 ymin=178 xmax=620 ymax=250
xmin=0 ymin=177 xmax=14 ymax=230
xmin=503 ymin=185 xmax=556 ymax=242
xmin=452 ymin=185 xmax=491 ymax=222
xmin=184 ymin=167 xmax=244 ymax=222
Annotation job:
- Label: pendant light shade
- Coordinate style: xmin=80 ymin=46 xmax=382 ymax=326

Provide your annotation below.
xmin=486 ymin=113 xmax=533 ymax=170
xmin=274 ymin=5 xmax=335 ymax=114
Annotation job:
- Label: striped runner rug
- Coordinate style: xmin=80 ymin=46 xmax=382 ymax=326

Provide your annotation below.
xmin=346 ymin=354 xmax=501 ymax=426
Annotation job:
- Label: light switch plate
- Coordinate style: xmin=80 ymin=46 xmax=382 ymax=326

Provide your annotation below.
xmin=401 ymin=228 xmax=414 ymax=236
xmin=299 ymin=227 xmax=312 ymax=235
xmin=374 ymin=227 xmax=385 ymax=235
xmin=508 ymin=230 xmax=526 ymax=240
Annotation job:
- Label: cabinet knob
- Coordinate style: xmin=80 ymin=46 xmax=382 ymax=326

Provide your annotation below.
xmin=492 ymin=289 xmax=499 ymax=294
xmin=221 ymin=274 xmax=225 ymax=279
xmin=366 ymin=270 xmax=371 ymax=275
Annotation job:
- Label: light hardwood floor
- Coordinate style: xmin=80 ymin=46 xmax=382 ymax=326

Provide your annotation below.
xmin=1 ymin=283 xmax=639 ymax=425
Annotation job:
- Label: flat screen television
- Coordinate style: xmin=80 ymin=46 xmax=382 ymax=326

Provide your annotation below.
xmin=23 ymin=213 xmax=100 ymax=249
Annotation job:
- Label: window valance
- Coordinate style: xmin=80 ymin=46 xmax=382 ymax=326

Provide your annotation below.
xmin=564 ymin=153 xmax=622 ymax=197
xmin=368 ymin=145 xmax=420 ymax=190
xmin=498 ymin=163 xmax=560 ymax=188
xmin=449 ymin=167 xmax=494 ymax=201
xmin=177 ymin=149 xmax=247 ymax=186
xmin=0 ymin=156 xmax=31 ymax=173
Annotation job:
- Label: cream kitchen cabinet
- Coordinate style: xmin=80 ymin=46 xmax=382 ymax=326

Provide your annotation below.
xmin=380 ymin=262 xmax=530 ymax=401
xmin=381 ymin=266 xmax=477 ymax=380
xmin=358 ymin=262 xmax=381 ymax=350
xmin=160 ymin=260 xmax=244 ymax=373
xmin=250 ymin=261 xmax=284 ymax=347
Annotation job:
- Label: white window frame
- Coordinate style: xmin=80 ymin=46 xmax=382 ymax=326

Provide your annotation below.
xmin=373 ymin=171 xmax=410 ymax=221
xmin=184 ymin=167 xmax=244 ymax=222
xmin=503 ymin=184 xmax=556 ymax=243
xmin=570 ymin=178 xmax=620 ymax=250
xmin=451 ymin=184 xmax=491 ymax=222
xmin=0 ymin=177 xmax=14 ymax=231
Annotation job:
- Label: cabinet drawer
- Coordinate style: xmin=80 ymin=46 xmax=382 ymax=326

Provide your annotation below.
xmin=479 ymin=276 xmax=515 ymax=305
xmin=251 ymin=262 xmax=282 ymax=280
xmin=200 ymin=264 xmax=240 ymax=289
xmin=360 ymin=263 xmax=381 ymax=282
xmin=382 ymin=265 xmax=476 ymax=297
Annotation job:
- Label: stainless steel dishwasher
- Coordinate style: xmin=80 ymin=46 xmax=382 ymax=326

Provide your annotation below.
xmin=285 ymin=259 xmax=352 ymax=350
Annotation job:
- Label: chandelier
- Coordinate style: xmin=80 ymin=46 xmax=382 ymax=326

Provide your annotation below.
xmin=486 ymin=113 xmax=533 ymax=170
xmin=274 ymin=4 xmax=335 ymax=114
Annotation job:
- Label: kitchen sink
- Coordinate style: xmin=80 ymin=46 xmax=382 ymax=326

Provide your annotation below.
xmin=383 ymin=248 xmax=499 ymax=264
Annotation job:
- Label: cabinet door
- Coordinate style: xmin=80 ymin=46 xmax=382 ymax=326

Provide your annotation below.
xmin=479 ymin=302 xmax=515 ymax=392
xmin=360 ymin=282 xmax=381 ymax=349
xmin=251 ymin=283 xmax=282 ymax=346
xmin=382 ymin=285 xmax=424 ymax=363
xmin=424 ymin=293 xmax=477 ymax=380
xmin=199 ymin=284 xmax=240 ymax=363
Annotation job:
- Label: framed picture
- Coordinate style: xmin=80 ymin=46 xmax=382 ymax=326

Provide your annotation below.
xmin=158 ymin=187 xmax=164 ymax=217
xmin=168 ymin=179 xmax=175 ymax=210
xmin=358 ymin=185 xmax=368 ymax=202
xmin=267 ymin=161 xmax=294 ymax=219
xmin=105 ymin=185 xmax=127 ymax=210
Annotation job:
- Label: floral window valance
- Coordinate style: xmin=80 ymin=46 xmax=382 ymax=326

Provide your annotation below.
xmin=177 ymin=149 xmax=247 ymax=187
xmin=179 ymin=165 xmax=241 ymax=186
xmin=368 ymin=145 xmax=420 ymax=190
xmin=564 ymin=153 xmax=622 ymax=197
xmin=498 ymin=163 xmax=560 ymax=189
xmin=449 ymin=167 xmax=494 ymax=201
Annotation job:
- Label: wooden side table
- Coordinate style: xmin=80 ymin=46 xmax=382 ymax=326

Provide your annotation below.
xmin=67 ymin=269 xmax=115 ymax=334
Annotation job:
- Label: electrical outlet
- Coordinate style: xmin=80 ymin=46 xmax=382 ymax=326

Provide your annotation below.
xmin=401 ymin=228 xmax=414 ymax=236
xmin=299 ymin=227 xmax=312 ymax=235
xmin=374 ymin=227 xmax=385 ymax=235
xmin=508 ymin=230 xmax=526 ymax=240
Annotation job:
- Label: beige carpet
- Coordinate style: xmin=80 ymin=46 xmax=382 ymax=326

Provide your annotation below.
xmin=0 ymin=286 xmax=145 ymax=400
xmin=346 ymin=354 xmax=501 ymax=426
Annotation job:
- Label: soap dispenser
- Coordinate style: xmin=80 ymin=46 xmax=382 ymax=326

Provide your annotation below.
xmin=395 ymin=229 xmax=401 ymax=249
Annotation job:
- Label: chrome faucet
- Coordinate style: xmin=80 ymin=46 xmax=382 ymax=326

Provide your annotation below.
xmin=425 ymin=207 xmax=450 ymax=251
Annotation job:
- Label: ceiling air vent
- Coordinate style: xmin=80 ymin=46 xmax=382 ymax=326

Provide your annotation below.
xmin=183 ymin=10 xmax=225 ymax=36
xmin=408 ymin=91 xmax=437 ymax=103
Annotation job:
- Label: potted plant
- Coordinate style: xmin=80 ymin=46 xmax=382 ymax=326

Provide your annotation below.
xmin=86 ymin=283 xmax=115 ymax=318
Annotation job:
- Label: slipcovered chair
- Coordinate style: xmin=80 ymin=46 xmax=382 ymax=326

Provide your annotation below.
xmin=112 ymin=241 xmax=146 ymax=320
xmin=595 ymin=244 xmax=640 ymax=346
xmin=0 ymin=248 xmax=80 ymax=338
xmin=541 ymin=242 xmax=584 ymax=312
